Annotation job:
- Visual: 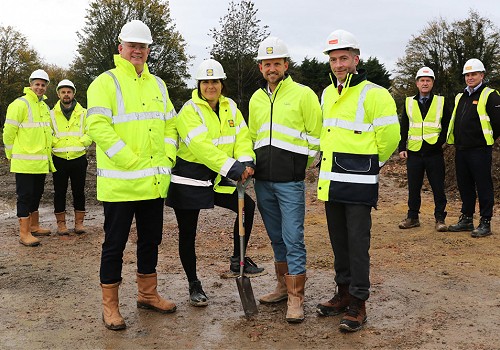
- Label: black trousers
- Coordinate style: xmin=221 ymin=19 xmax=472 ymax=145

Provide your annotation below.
xmin=52 ymin=155 xmax=88 ymax=213
xmin=174 ymin=191 xmax=255 ymax=282
xmin=99 ymin=198 xmax=164 ymax=284
xmin=406 ymin=152 xmax=447 ymax=220
xmin=455 ymin=147 xmax=494 ymax=218
xmin=15 ymin=173 xmax=46 ymax=217
xmin=325 ymin=201 xmax=371 ymax=301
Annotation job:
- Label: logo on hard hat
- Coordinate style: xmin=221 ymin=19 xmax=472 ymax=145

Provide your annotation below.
xmin=206 ymin=69 xmax=214 ymax=76
xmin=329 ymin=39 xmax=339 ymax=44
xmin=465 ymin=66 xmax=472 ymax=71
xmin=266 ymin=46 xmax=274 ymax=55
xmin=423 ymin=69 xmax=430 ymax=73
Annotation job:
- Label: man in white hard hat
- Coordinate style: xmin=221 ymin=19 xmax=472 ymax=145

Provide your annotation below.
xmin=447 ymin=58 xmax=500 ymax=237
xmin=86 ymin=19 xmax=178 ymax=330
xmin=248 ymin=36 xmax=322 ymax=323
xmin=398 ymin=67 xmax=451 ymax=232
xmin=315 ymin=30 xmax=400 ymax=332
xmin=50 ymin=80 xmax=91 ymax=235
xmin=3 ymin=69 xmax=55 ymax=246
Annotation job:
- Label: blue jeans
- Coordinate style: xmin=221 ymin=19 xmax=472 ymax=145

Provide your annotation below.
xmin=254 ymin=180 xmax=306 ymax=275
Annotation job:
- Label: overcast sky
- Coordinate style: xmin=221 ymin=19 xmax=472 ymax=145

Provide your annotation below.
xmin=1 ymin=0 xmax=499 ymax=87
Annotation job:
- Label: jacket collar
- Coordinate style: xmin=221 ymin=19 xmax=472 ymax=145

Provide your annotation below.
xmin=113 ymin=54 xmax=151 ymax=78
xmin=23 ymin=87 xmax=47 ymax=102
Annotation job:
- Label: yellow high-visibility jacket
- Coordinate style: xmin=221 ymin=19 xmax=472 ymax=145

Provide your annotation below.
xmin=3 ymin=87 xmax=55 ymax=174
xmin=50 ymin=101 xmax=91 ymax=160
xmin=86 ymin=55 xmax=177 ymax=202
xmin=318 ymin=71 xmax=400 ymax=207
xmin=172 ymin=89 xmax=255 ymax=195
xmin=248 ymin=75 xmax=322 ymax=182
xmin=406 ymin=95 xmax=445 ymax=151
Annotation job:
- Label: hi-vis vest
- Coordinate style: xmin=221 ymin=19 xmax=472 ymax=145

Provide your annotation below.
xmin=317 ymin=73 xmax=400 ymax=207
xmin=86 ymin=55 xmax=177 ymax=202
xmin=406 ymin=95 xmax=444 ymax=151
xmin=172 ymin=90 xmax=255 ymax=194
xmin=50 ymin=101 xmax=91 ymax=160
xmin=447 ymin=87 xmax=495 ymax=145
xmin=3 ymin=87 xmax=55 ymax=174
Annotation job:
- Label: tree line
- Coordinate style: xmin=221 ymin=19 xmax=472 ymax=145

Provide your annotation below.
xmin=1 ymin=0 xmax=499 ymax=129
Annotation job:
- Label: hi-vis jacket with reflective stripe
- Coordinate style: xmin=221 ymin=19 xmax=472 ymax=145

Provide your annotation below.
xmin=406 ymin=95 xmax=445 ymax=151
xmin=318 ymin=70 xmax=400 ymax=207
xmin=248 ymin=75 xmax=322 ymax=182
xmin=172 ymin=89 xmax=255 ymax=195
xmin=447 ymin=87 xmax=495 ymax=146
xmin=86 ymin=55 xmax=177 ymax=202
xmin=3 ymin=87 xmax=55 ymax=174
xmin=50 ymin=101 xmax=91 ymax=160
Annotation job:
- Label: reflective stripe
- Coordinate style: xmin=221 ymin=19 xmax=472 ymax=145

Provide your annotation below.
xmin=373 ymin=115 xmax=398 ymax=127
xmin=479 ymin=114 xmax=491 ymax=122
xmin=97 ymin=166 xmax=171 ymax=179
xmin=323 ymin=118 xmax=373 ymax=132
xmin=254 ymin=137 xmax=310 ymax=155
xmin=12 ymin=154 xmax=49 ymax=161
xmin=217 ymin=135 xmax=236 ymax=145
xmin=112 ymin=111 xmax=166 ymax=124
xmin=220 ymin=158 xmax=235 ymax=177
xmin=50 ymin=109 xmax=86 ymax=137
xmin=227 ymin=98 xmax=238 ymax=118
xmin=154 ymin=75 xmax=168 ymax=113
xmin=18 ymin=97 xmax=34 ymax=123
xmin=20 ymin=122 xmax=51 ymax=128
xmin=165 ymin=137 xmax=178 ymax=148
xmin=105 ymin=140 xmax=126 ymax=158
xmin=171 ymin=175 xmax=212 ymax=187
xmin=105 ymin=71 xmax=126 ymax=115
xmin=52 ymin=146 xmax=86 ymax=153
xmin=87 ymin=107 xmax=112 ymax=118
xmin=184 ymin=124 xmax=208 ymax=146
xmin=319 ymin=170 xmax=379 ymax=184
xmin=238 ymin=155 xmax=253 ymax=162
xmin=5 ymin=145 xmax=13 ymax=150
xmin=355 ymin=84 xmax=377 ymax=123
xmin=4 ymin=119 xmax=21 ymax=127
xmin=257 ymin=122 xmax=320 ymax=146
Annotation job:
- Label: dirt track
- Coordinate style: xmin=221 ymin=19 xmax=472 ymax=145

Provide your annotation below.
xmin=0 ymin=154 xmax=499 ymax=350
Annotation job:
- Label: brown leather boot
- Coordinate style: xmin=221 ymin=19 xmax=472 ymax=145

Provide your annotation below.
xmin=259 ymin=261 xmax=288 ymax=304
xmin=30 ymin=211 xmax=51 ymax=236
xmin=55 ymin=212 xmax=69 ymax=235
xmin=284 ymin=273 xmax=306 ymax=323
xmin=74 ymin=210 xmax=86 ymax=234
xmin=136 ymin=273 xmax=176 ymax=313
xmin=316 ymin=283 xmax=350 ymax=316
xmin=19 ymin=217 xmax=40 ymax=247
xmin=101 ymin=282 xmax=126 ymax=330
xmin=339 ymin=296 xmax=367 ymax=332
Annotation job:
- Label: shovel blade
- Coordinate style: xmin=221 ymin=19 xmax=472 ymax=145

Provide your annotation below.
xmin=236 ymin=276 xmax=259 ymax=318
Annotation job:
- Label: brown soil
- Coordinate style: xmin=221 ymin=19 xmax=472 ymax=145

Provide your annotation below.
xmin=0 ymin=146 xmax=499 ymax=350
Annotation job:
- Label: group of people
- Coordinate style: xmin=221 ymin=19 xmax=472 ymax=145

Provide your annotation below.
xmin=2 ymin=19 xmax=498 ymax=334
xmin=398 ymin=60 xmax=500 ymax=239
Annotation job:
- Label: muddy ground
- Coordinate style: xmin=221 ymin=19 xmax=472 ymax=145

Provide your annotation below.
xmin=0 ymin=149 xmax=499 ymax=350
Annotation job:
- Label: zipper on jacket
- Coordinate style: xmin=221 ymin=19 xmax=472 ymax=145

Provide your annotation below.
xmin=266 ymin=82 xmax=283 ymax=180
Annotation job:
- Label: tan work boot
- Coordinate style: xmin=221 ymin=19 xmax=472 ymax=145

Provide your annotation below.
xmin=435 ymin=219 xmax=448 ymax=232
xmin=19 ymin=217 xmax=40 ymax=247
xmin=316 ymin=283 xmax=350 ymax=316
xmin=101 ymin=282 xmax=126 ymax=330
xmin=136 ymin=273 xmax=176 ymax=313
xmin=55 ymin=212 xmax=69 ymax=235
xmin=30 ymin=211 xmax=51 ymax=236
xmin=259 ymin=261 xmax=288 ymax=304
xmin=284 ymin=273 xmax=306 ymax=323
xmin=74 ymin=210 xmax=86 ymax=234
xmin=398 ymin=217 xmax=420 ymax=229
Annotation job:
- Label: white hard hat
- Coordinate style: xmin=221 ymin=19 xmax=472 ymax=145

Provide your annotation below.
xmin=29 ymin=69 xmax=50 ymax=84
xmin=323 ymin=29 xmax=359 ymax=55
xmin=56 ymin=79 xmax=76 ymax=92
xmin=256 ymin=36 xmax=290 ymax=60
xmin=415 ymin=67 xmax=435 ymax=80
xmin=195 ymin=59 xmax=226 ymax=80
xmin=463 ymin=58 xmax=485 ymax=74
xmin=118 ymin=20 xmax=152 ymax=44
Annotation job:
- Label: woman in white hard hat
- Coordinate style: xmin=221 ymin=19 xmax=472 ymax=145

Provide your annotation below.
xmin=166 ymin=58 xmax=265 ymax=307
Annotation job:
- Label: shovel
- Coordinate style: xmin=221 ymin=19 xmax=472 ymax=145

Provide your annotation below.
xmin=236 ymin=179 xmax=259 ymax=318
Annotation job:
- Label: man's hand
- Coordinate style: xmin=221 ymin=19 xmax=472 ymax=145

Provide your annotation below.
xmin=399 ymin=151 xmax=407 ymax=159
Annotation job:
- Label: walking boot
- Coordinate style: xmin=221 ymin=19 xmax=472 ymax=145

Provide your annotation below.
xmin=55 ymin=212 xmax=69 ymax=235
xmin=339 ymin=296 xmax=367 ymax=332
xmin=435 ymin=219 xmax=448 ymax=232
xmin=316 ymin=284 xmax=350 ymax=316
xmin=259 ymin=261 xmax=288 ymax=304
xmin=398 ymin=217 xmax=420 ymax=229
xmin=284 ymin=273 xmax=306 ymax=323
xmin=228 ymin=256 xmax=266 ymax=278
xmin=18 ymin=217 xmax=40 ymax=247
xmin=448 ymin=214 xmax=474 ymax=232
xmin=471 ymin=217 xmax=492 ymax=238
xmin=189 ymin=279 xmax=209 ymax=307
xmin=74 ymin=210 xmax=86 ymax=234
xmin=30 ymin=211 xmax=51 ymax=236
xmin=136 ymin=273 xmax=176 ymax=313
xmin=101 ymin=282 xmax=126 ymax=330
